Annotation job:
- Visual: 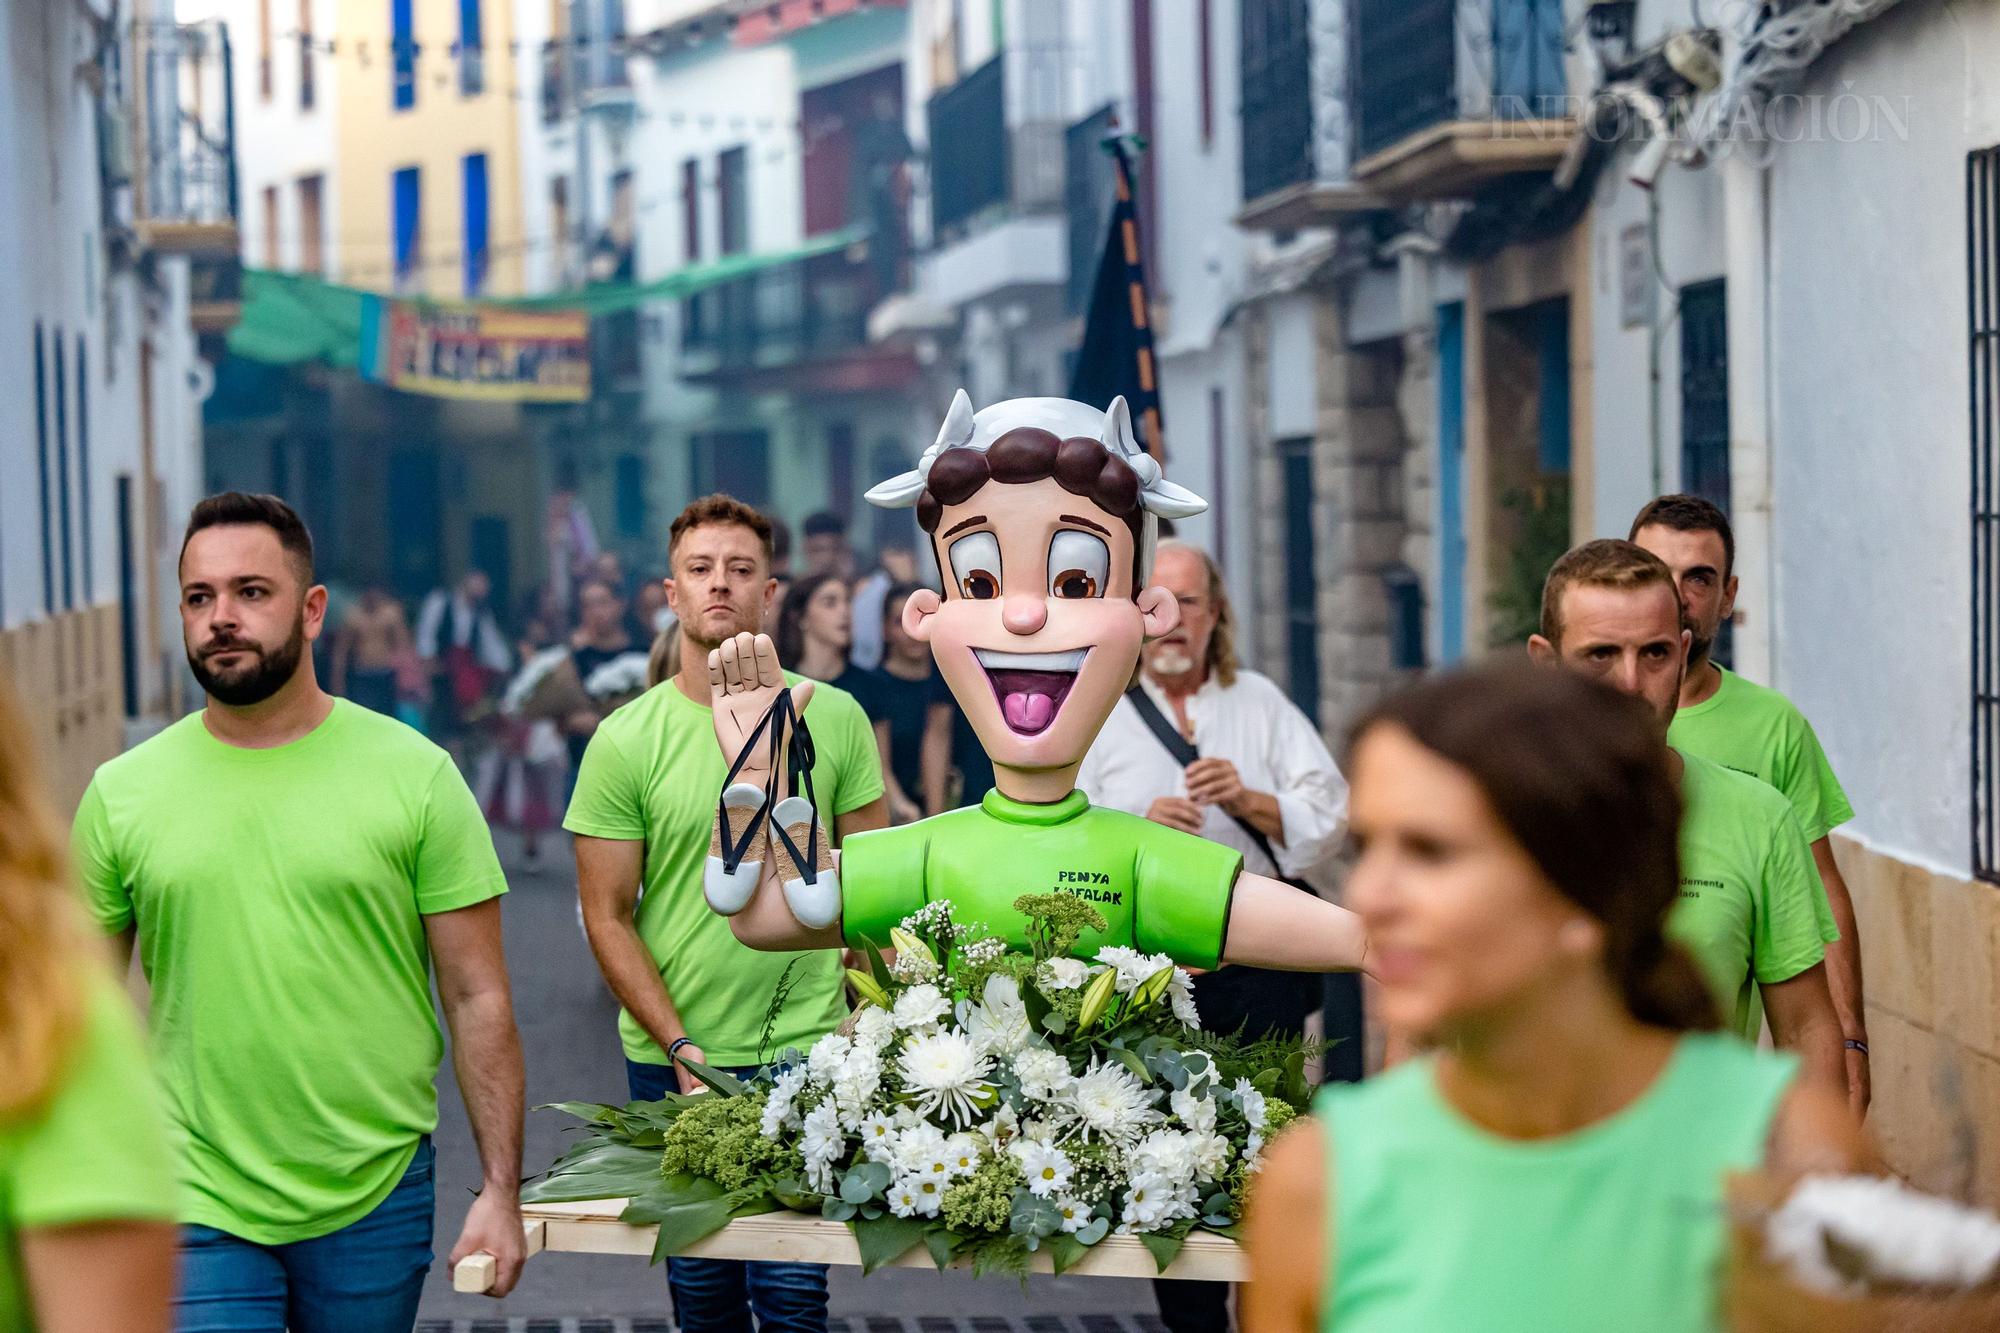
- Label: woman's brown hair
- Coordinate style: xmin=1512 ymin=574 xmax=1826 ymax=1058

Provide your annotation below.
xmin=1350 ymin=662 xmax=1719 ymax=1032
xmin=0 ymin=676 xmax=93 ymax=1118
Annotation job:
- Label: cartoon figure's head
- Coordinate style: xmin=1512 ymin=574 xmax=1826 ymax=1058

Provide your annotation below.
xmin=867 ymin=393 xmax=1206 ymax=795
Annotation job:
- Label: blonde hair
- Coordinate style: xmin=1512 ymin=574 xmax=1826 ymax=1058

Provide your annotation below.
xmin=646 ymin=625 xmax=681 ymax=689
xmin=1539 ymin=540 xmax=1683 ymax=648
xmin=1157 ymin=541 xmax=1239 ymax=689
xmin=0 ymin=677 xmax=91 ymax=1119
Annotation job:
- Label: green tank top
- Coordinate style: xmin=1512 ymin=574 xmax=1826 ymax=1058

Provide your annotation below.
xmin=1315 ymin=1034 xmax=1796 ymax=1333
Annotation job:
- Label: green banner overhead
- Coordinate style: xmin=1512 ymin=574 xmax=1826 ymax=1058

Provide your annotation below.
xmin=227 ymin=226 xmax=870 ymax=368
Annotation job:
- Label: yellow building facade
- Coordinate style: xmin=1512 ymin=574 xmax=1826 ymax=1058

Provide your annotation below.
xmin=334 ymin=0 xmax=526 ymax=298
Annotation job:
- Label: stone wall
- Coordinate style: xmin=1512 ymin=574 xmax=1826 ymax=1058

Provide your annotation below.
xmin=1833 ymin=836 xmax=2000 ymax=1206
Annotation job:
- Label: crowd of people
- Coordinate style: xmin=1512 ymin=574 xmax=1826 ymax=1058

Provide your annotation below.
xmin=3 ymin=462 xmax=1985 ymax=1333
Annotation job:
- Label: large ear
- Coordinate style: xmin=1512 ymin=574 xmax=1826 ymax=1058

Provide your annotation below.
xmin=936 ymin=388 xmax=976 ymax=453
xmin=866 ymin=389 xmax=976 ymax=510
xmin=1137 ymin=584 xmax=1181 ymax=640
xmin=902 ymin=587 xmax=943 ymax=643
xmin=1103 ymin=396 xmax=1140 ymax=458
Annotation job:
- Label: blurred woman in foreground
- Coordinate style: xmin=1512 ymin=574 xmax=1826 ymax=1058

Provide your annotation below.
xmin=1243 ymin=664 xmax=1873 ymax=1333
xmin=0 ymin=680 xmax=178 ymax=1331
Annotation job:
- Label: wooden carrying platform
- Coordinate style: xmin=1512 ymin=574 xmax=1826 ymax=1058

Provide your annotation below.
xmin=454 ymin=1199 xmax=1248 ymax=1292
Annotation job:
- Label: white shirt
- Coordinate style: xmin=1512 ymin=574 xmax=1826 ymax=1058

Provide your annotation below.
xmin=1076 ymin=668 xmax=1349 ymax=893
xmin=414 ymin=590 xmax=513 ymax=673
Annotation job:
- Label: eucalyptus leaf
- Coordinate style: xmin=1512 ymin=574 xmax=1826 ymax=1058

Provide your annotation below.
xmin=839 ymin=1172 xmax=877 ymax=1206
xmin=1202 ymin=1213 xmax=1234 ymax=1229
xmin=1203 ymin=1191 xmax=1231 ymax=1215
xmin=1042 ymin=1011 xmax=1069 ymax=1035
xmin=1076 ymin=1216 xmax=1110 ymax=1245
xmin=822 ymin=1197 xmax=858 ymax=1222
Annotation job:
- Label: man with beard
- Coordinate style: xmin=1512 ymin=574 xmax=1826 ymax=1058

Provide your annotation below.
xmin=1527 ymin=540 xmax=1844 ymax=1092
xmin=564 ymin=494 xmax=885 ymax=1333
xmin=70 ymin=493 xmax=527 ymax=1328
xmin=1630 ymin=494 xmax=1870 ymax=1115
xmin=1076 ymin=540 xmax=1352 ymax=1333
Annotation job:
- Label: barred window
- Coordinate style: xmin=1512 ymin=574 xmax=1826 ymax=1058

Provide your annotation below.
xmin=1971 ymin=146 xmax=2000 ymax=883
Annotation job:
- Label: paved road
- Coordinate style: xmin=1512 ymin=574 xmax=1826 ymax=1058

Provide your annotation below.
xmin=417 ymin=833 xmax=1164 ymax=1326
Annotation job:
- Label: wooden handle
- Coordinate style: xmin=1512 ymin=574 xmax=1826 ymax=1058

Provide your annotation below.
xmin=453 ymin=1251 xmax=497 ymax=1293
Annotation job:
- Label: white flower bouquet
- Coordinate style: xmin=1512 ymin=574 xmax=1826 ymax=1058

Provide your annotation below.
xmin=525 ymin=894 xmax=1316 ymax=1277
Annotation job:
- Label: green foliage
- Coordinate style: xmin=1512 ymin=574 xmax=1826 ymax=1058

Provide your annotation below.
xmin=756 ymin=958 xmax=806 ymax=1065
xmin=1488 ymin=477 xmax=1574 ymax=649
xmin=941 ymin=1156 xmax=1025 ymax=1236
xmin=1011 ymin=892 xmax=1107 ymax=961
xmin=659 ymin=1094 xmax=803 ymax=1192
xmin=850 ymin=1213 xmax=930 ymax=1274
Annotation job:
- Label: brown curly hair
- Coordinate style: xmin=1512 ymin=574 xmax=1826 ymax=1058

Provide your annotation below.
xmin=917 ymin=428 xmax=1146 ymax=597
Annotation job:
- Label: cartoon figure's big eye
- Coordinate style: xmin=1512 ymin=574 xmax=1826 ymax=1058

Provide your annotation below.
xmin=1048 ymin=530 xmax=1109 ymax=600
xmin=948 ymin=532 xmax=1002 ymax=600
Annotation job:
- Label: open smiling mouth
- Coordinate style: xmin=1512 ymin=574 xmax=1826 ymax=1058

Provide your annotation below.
xmin=974 ymin=648 xmax=1087 ymax=736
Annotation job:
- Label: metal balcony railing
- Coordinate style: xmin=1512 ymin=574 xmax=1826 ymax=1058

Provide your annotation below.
xmin=1240 ymin=0 xmax=1315 ymax=204
xmin=928 ymin=55 xmax=1008 ymax=235
xmin=1351 ymin=0 xmax=1569 ymax=162
xmin=681 ymin=249 xmax=880 ymax=373
xmin=133 ymin=19 xmax=238 ymax=237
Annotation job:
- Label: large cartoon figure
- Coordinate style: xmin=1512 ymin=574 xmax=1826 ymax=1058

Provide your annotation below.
xmin=701 ymin=392 xmax=1370 ymax=976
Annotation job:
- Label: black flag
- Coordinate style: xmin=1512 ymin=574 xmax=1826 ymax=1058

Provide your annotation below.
xmin=1067 ymin=135 xmax=1165 ymax=460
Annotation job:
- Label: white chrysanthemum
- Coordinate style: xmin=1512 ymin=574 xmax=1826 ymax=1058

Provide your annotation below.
xmin=887 ymin=1180 xmax=924 ymax=1218
xmin=1121 ymin=1171 xmax=1177 ymax=1230
xmin=905 ymin=1173 xmax=945 ymax=1217
xmin=1234 ymin=1079 xmax=1269 ymax=1131
xmin=759 ymin=1068 xmax=807 ymax=1137
xmin=1191 ymin=1132 xmax=1231 ymax=1181
xmin=1055 ymin=1198 xmax=1092 ymax=1234
xmin=891 ymin=1121 xmax=945 ymax=1176
xmin=1067 ymin=1060 xmax=1161 ymax=1141
xmin=1038 ymin=957 xmax=1090 ymax=991
xmin=852 ymin=1006 xmax=896 ymax=1051
xmin=1093 ymin=946 xmax=1172 ymax=996
xmin=1245 ymin=1131 xmax=1264 ymax=1161
xmin=1014 ymin=1140 xmax=1074 ymax=1198
xmin=1765 ymin=1175 xmax=2000 ymax=1295
xmin=944 ymin=1133 xmax=984 ymax=1178
xmin=963 ymin=974 xmax=1032 ymax=1057
xmin=1013 ymin=1047 xmax=1075 ymax=1102
xmin=1167 ymin=970 xmax=1200 ymax=1028
xmin=1131 ymin=1130 xmax=1198 ymax=1185
xmin=1171 ymin=1087 xmax=1217 ymax=1135
xmin=892 ymin=983 xmax=950 ymax=1031
xmin=801 ymin=1099 xmax=844 ymax=1193
xmin=858 ymin=1111 xmax=899 ymax=1165
xmin=898 ymin=1031 xmax=994 ymax=1126
xmin=806 ymin=1034 xmax=851 ymax=1087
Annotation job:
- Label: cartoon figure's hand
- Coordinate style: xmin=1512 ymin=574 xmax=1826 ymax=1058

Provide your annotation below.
xmin=708 ymin=632 xmax=813 ymax=782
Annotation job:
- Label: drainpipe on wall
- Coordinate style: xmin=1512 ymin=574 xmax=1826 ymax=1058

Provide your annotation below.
xmin=1722 ymin=147 xmax=1775 ymax=683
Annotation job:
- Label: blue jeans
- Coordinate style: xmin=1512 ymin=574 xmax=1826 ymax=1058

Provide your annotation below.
xmin=174 ymin=1138 xmax=435 ymax=1333
xmin=628 ymin=1058 xmax=829 ymax=1333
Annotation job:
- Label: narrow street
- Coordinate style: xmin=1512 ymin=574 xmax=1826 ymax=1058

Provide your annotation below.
xmin=417 ymin=831 xmax=1169 ymax=1330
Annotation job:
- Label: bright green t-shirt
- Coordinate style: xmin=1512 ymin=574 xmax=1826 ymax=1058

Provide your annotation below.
xmin=72 ymin=701 xmax=507 ymax=1244
xmin=839 ymin=788 xmax=1244 ymax=969
xmin=1 ymin=972 xmax=178 ymax=1332
xmin=1668 ymin=667 xmax=1854 ymax=842
xmin=1316 ymin=1034 xmax=1796 ymax=1332
xmin=1671 ymin=751 xmax=1838 ymax=1039
xmin=564 ymin=676 xmax=884 ymax=1067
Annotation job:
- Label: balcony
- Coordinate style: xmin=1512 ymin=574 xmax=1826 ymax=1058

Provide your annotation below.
xmin=132 ymin=19 xmax=242 ymax=337
xmin=1233 ymin=0 xmax=1385 ymax=233
xmin=1348 ymin=0 xmax=1577 ymax=202
xmin=681 ymin=245 xmax=918 ymax=393
xmin=919 ymin=53 xmax=1066 ymax=308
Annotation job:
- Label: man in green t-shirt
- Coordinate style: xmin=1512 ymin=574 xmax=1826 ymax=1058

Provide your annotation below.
xmin=1631 ymin=494 xmax=1869 ymax=1114
xmin=1528 ymin=540 xmax=1843 ymax=1089
xmin=71 ymin=493 xmax=527 ymax=1327
xmin=698 ymin=393 xmax=1373 ymax=982
xmin=567 ymin=495 xmax=886 ymax=1333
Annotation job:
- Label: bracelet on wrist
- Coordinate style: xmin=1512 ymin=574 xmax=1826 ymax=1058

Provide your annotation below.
xmin=668 ymin=1036 xmax=694 ymax=1059
xmin=1843 ymin=1038 xmax=1869 ymax=1054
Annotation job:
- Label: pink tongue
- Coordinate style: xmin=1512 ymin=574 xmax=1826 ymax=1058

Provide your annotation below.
xmin=1003 ymin=691 xmax=1055 ymax=731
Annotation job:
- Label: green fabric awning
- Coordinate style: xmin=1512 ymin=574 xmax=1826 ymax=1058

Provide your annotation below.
xmin=228 ymin=225 xmax=869 ymax=367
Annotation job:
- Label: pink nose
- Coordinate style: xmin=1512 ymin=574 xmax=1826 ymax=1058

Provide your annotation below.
xmin=1002 ymin=592 xmax=1047 ymax=635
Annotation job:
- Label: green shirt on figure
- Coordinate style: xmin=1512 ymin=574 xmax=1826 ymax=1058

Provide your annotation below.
xmin=72 ymin=701 xmax=508 ymax=1245
xmin=0 ymin=972 xmax=179 ymax=1332
xmin=1315 ymin=1033 xmax=1797 ymax=1333
xmin=1670 ymin=750 xmax=1838 ymax=1039
xmin=840 ymin=787 xmax=1244 ymax=968
xmin=1668 ymin=666 xmax=1854 ymax=842
xmin=565 ymin=675 xmax=884 ymax=1068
